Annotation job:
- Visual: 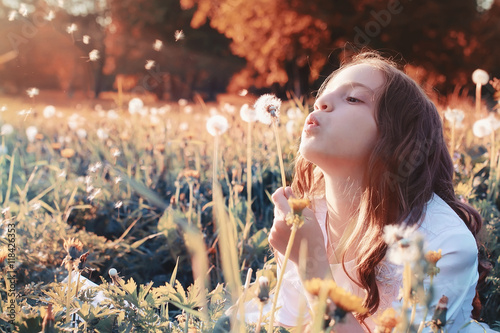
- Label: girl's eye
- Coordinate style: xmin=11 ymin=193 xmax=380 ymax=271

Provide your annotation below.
xmin=346 ymin=96 xmax=363 ymax=103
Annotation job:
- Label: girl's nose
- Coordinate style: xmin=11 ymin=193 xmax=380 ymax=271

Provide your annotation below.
xmin=314 ymin=95 xmax=333 ymax=112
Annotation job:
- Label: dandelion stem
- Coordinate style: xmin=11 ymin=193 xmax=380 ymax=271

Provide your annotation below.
xmin=75 ymin=271 xmax=82 ymax=298
xmin=475 ymin=83 xmax=482 ymax=116
xmin=268 ymin=223 xmax=299 ymax=331
xmin=245 ymin=120 xmax=253 ymax=232
xmin=488 ymin=129 xmax=497 ymax=201
xmin=272 ymin=121 xmax=287 ymax=191
xmin=213 ymin=134 xmax=219 ymax=197
xmin=188 ymin=181 xmax=194 ymax=225
xmin=418 ymin=275 xmax=434 ymax=333
xmin=66 ymin=265 xmax=73 ymax=324
xmin=256 ymin=301 xmax=264 ymax=333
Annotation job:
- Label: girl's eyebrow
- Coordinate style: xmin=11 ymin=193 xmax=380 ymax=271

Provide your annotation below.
xmin=334 ymin=82 xmax=375 ymax=94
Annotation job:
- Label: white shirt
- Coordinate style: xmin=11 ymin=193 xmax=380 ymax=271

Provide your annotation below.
xmin=273 ymin=193 xmax=494 ymax=332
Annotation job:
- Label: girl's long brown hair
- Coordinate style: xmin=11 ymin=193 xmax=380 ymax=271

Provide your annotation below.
xmin=292 ymin=52 xmax=487 ymax=323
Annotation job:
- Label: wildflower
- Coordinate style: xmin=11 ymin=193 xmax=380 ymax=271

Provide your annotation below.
xmin=174 ymin=29 xmax=185 ymax=41
xmin=26 ymin=87 xmax=39 ymax=98
xmin=425 ymin=249 xmax=442 ymax=278
xmin=256 ymin=276 xmax=270 ymax=303
xmin=60 ymin=148 xmax=75 ymax=159
xmin=1 ymin=124 xmax=14 ymax=136
xmin=35 ymin=133 xmax=44 ymax=141
xmin=206 ymin=115 xmax=229 ymax=136
xmin=51 ymin=142 xmax=61 ymax=150
xmin=128 ymin=97 xmax=144 ymax=115
xmin=82 ymin=35 xmax=90 ymax=44
xmin=25 ymin=126 xmax=38 ymax=143
xmin=41 ymin=304 xmax=55 ymax=333
xmin=472 ymin=114 xmax=500 ymax=138
xmin=240 ymin=104 xmax=257 ymax=123
xmin=153 ymin=39 xmax=163 ymax=51
xmin=430 ymin=295 xmax=448 ymax=330
xmin=145 ymin=60 xmax=155 ymax=70
xmin=444 ymin=108 xmax=464 ymax=125
xmin=66 ymin=23 xmax=77 ymax=34
xmin=374 ymin=308 xmax=400 ymax=333
xmin=88 ymin=49 xmax=100 ymax=61
xmin=43 ymin=105 xmax=56 ymax=118
xmin=182 ymin=169 xmax=200 ymax=180
xmin=472 ymin=69 xmax=489 ymax=85
xmin=254 ymin=94 xmax=282 ymax=125
xmin=45 ymin=10 xmax=55 ymax=21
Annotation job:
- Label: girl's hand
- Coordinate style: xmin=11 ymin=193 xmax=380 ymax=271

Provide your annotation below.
xmin=268 ymin=187 xmax=329 ymax=278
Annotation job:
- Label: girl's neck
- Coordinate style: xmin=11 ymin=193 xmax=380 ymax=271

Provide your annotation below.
xmin=322 ymin=165 xmax=365 ymax=243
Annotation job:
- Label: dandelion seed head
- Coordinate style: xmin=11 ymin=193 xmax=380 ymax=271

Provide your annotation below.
xmin=25 ymin=126 xmax=38 ymax=143
xmin=178 ymin=98 xmax=188 ymax=107
xmin=76 ymin=128 xmax=87 ymax=139
xmin=82 ymin=35 xmax=90 ymax=44
xmin=254 ymin=94 xmax=282 ymax=125
xmin=43 ymin=105 xmax=56 ymax=119
xmin=96 ymin=128 xmax=108 ymax=140
xmin=153 ymin=39 xmax=163 ymax=51
xmin=128 ymin=97 xmax=144 ymax=115
xmin=174 ymin=30 xmax=184 ymax=41
xmin=19 ymin=3 xmax=28 ymax=17
xmin=88 ymin=49 xmax=100 ymax=61
xmin=26 ymin=87 xmax=39 ymax=98
xmin=109 ymin=268 xmax=118 ymax=276
xmin=472 ymin=69 xmax=489 ymax=85
xmin=206 ymin=114 xmax=229 ymax=136
xmin=183 ymin=105 xmax=193 ymax=114
xmin=66 ymin=23 xmax=77 ymax=34
xmin=1 ymin=124 xmax=14 ymax=136
xmin=444 ymin=107 xmax=464 ymax=125
xmin=239 ymin=104 xmax=257 ymax=123
xmin=145 ymin=60 xmax=155 ymax=70
xmin=472 ymin=114 xmax=500 ymax=138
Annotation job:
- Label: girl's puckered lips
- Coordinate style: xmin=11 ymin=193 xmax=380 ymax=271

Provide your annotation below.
xmin=304 ymin=114 xmax=320 ymax=134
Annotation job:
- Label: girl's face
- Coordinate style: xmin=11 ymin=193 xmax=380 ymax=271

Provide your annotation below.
xmin=299 ymin=64 xmax=385 ymax=170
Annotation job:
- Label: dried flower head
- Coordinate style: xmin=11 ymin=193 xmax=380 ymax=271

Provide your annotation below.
xmin=425 ymin=249 xmax=442 ymax=264
xmin=181 ymin=169 xmax=200 ymax=180
xmin=472 ymin=69 xmax=489 ymax=85
xmin=254 ymin=94 xmax=282 ymax=125
xmin=43 ymin=105 xmax=56 ymax=118
xmin=256 ymin=276 xmax=270 ymax=303
xmin=63 ymin=238 xmax=83 ymax=261
xmin=206 ymin=115 xmax=229 ymax=136
xmin=288 ymin=198 xmax=310 ymax=214
xmin=60 ymin=148 xmax=75 ymax=159
xmin=374 ymin=307 xmax=400 ymax=333
xmin=109 ymin=267 xmax=124 ymax=286
xmin=430 ymin=295 xmax=449 ymax=330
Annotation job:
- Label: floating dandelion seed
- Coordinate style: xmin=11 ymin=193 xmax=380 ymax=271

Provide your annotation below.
xmin=26 ymin=87 xmax=39 ymax=98
xmin=254 ymin=94 xmax=282 ymax=125
xmin=66 ymin=23 xmax=77 ymax=34
xmin=8 ymin=10 xmax=16 ymax=21
xmin=88 ymin=162 xmax=102 ymax=173
xmin=174 ymin=30 xmax=185 ymax=41
xmin=153 ymin=39 xmax=163 ymax=51
xmin=19 ymin=3 xmax=28 ymax=17
xmin=111 ymin=148 xmax=121 ymax=157
xmin=18 ymin=109 xmax=31 ymax=117
xmin=82 ymin=35 xmax=90 ymax=44
xmin=206 ymin=115 xmax=229 ymax=136
xmin=114 ymin=201 xmax=123 ymax=209
xmin=88 ymin=49 xmax=100 ymax=61
xmin=238 ymin=89 xmax=248 ymax=96
xmin=114 ymin=176 xmax=122 ymax=184
xmin=31 ymin=202 xmax=41 ymax=211
xmin=45 ymin=10 xmax=55 ymax=21
xmin=58 ymin=170 xmax=67 ymax=178
xmin=1 ymin=207 xmax=10 ymax=215
xmin=87 ymin=188 xmax=101 ymax=201
xmin=145 ymin=60 xmax=155 ymax=70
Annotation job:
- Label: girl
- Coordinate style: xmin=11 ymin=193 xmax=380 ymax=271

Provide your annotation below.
xmin=268 ymin=52 xmax=493 ymax=332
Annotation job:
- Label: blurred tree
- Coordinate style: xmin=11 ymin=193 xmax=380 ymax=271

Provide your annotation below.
xmin=180 ymin=0 xmax=499 ymax=97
